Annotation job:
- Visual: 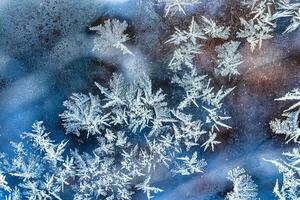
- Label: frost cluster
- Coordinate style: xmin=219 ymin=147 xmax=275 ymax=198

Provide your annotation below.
xmin=158 ymin=0 xmax=199 ymax=16
xmin=215 ymin=41 xmax=243 ymax=78
xmin=239 ymin=0 xmax=300 ymax=51
xmin=166 ymin=17 xmax=234 ymax=151
xmin=0 ymin=122 xmax=73 ymax=200
xmin=0 ymin=15 xmax=237 ymax=198
xmin=265 ymin=86 xmax=300 ymax=199
xmin=90 ymin=19 xmax=134 ymax=56
xmin=166 ymin=17 xmax=231 ymax=72
xmin=2 ymin=0 xmax=300 ymax=199
xmin=270 ymin=88 xmax=300 ymax=144
xmin=225 ymin=167 xmax=258 ymax=200
xmin=264 ymin=148 xmax=300 ymax=200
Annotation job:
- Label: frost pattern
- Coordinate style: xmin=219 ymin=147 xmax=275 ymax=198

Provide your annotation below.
xmin=215 ymin=41 xmax=243 ymax=78
xmin=270 ymin=88 xmax=300 ymax=144
xmin=276 ymin=0 xmax=300 ymax=33
xmin=201 ymin=16 xmax=230 ymax=39
xmin=158 ymin=0 xmax=199 ymax=16
xmin=238 ymin=0 xmax=275 ymax=51
xmin=265 ymin=86 xmax=300 ymax=199
xmin=239 ymin=0 xmax=300 ymax=51
xmin=90 ymin=19 xmax=133 ymax=55
xmin=264 ymin=148 xmax=300 ymax=200
xmin=165 ymin=16 xmax=234 ymax=155
xmin=0 ymin=121 xmax=74 ymax=200
xmin=57 ymin=71 xmax=217 ymax=199
xmin=6 ymin=5 xmax=293 ymax=199
xmin=60 ymin=93 xmax=110 ymax=137
xmin=225 ymin=167 xmax=258 ymax=200
xmin=166 ymin=17 xmax=231 ymax=71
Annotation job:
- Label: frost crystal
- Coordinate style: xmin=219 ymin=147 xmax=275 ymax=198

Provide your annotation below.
xmin=275 ymin=88 xmax=300 ymax=112
xmin=201 ymin=16 xmax=230 ymax=39
xmin=239 ymin=0 xmax=300 ymax=52
xmin=225 ymin=167 xmax=258 ymax=200
xmin=166 ymin=17 xmax=230 ymax=71
xmin=90 ymin=19 xmax=133 ymax=55
xmin=166 ymin=16 xmax=234 ymax=153
xmin=264 ymin=148 xmax=300 ymax=200
xmin=270 ymin=88 xmax=300 ymax=144
xmin=270 ymin=109 xmax=300 ymax=144
xmin=238 ymin=0 xmax=276 ymax=51
xmin=215 ymin=41 xmax=243 ymax=78
xmin=0 ymin=121 xmax=74 ymax=200
xmin=172 ymin=152 xmax=207 ymax=175
xmin=135 ymin=177 xmax=163 ymax=199
xmin=276 ymin=0 xmax=300 ymax=33
xmin=237 ymin=17 xmax=273 ymax=52
xmin=166 ymin=17 xmax=204 ymax=71
xmin=57 ymin=72 xmax=213 ymax=199
xmin=158 ymin=0 xmax=199 ymax=16
xmin=266 ymin=86 xmax=300 ymax=199
xmin=60 ymin=93 xmax=110 ymax=137
xmin=0 ymin=173 xmax=10 ymax=193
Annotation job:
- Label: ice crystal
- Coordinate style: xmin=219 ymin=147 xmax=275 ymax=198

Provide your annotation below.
xmin=276 ymin=0 xmax=300 ymax=33
xmin=237 ymin=17 xmax=273 ymax=52
xmin=158 ymin=0 xmax=199 ymax=16
xmin=71 ymin=150 xmax=134 ymax=200
xmin=215 ymin=41 xmax=243 ymax=78
xmin=201 ymin=16 xmax=230 ymax=39
xmin=270 ymin=88 xmax=300 ymax=144
xmin=166 ymin=17 xmax=230 ymax=71
xmin=60 ymin=93 xmax=110 ymax=137
xmin=264 ymin=148 xmax=300 ymax=200
xmin=238 ymin=0 xmax=277 ymax=51
xmin=166 ymin=17 xmax=204 ymax=71
xmin=0 ymin=173 xmax=10 ymax=193
xmin=239 ymin=0 xmax=300 ymax=52
xmin=266 ymin=86 xmax=300 ymax=199
xmin=135 ymin=177 xmax=163 ymax=200
xmin=0 ymin=121 xmax=74 ymax=200
xmin=172 ymin=152 xmax=207 ymax=175
xmin=166 ymin=16 xmax=234 ymax=154
xmin=225 ymin=167 xmax=258 ymax=200
xmin=58 ymin=72 xmax=217 ymax=199
xmin=90 ymin=19 xmax=133 ymax=55
xmin=275 ymin=88 xmax=300 ymax=112
xmin=270 ymin=109 xmax=300 ymax=144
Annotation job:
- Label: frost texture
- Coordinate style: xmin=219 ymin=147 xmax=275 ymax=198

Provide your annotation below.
xmin=166 ymin=16 xmax=234 ymax=154
xmin=215 ymin=41 xmax=243 ymax=78
xmin=270 ymin=88 xmax=300 ymax=144
xmin=172 ymin=152 xmax=207 ymax=175
xmin=158 ymin=0 xmax=199 ymax=16
xmin=90 ymin=19 xmax=133 ymax=55
xmin=135 ymin=177 xmax=163 ymax=199
xmin=201 ymin=16 xmax=230 ymax=39
xmin=0 ymin=0 xmax=96 ymax=60
xmin=264 ymin=148 xmax=300 ymax=200
xmin=276 ymin=0 xmax=300 ymax=33
xmin=265 ymin=86 xmax=300 ymax=199
xmin=0 ymin=11 xmax=242 ymax=200
xmin=239 ymin=0 xmax=300 ymax=52
xmin=58 ymin=72 xmax=218 ymax=199
xmin=0 ymin=121 xmax=74 ymax=200
xmin=166 ymin=17 xmax=205 ymax=71
xmin=225 ymin=167 xmax=258 ymax=200
xmin=60 ymin=93 xmax=110 ymax=137
xmin=166 ymin=17 xmax=231 ymax=71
